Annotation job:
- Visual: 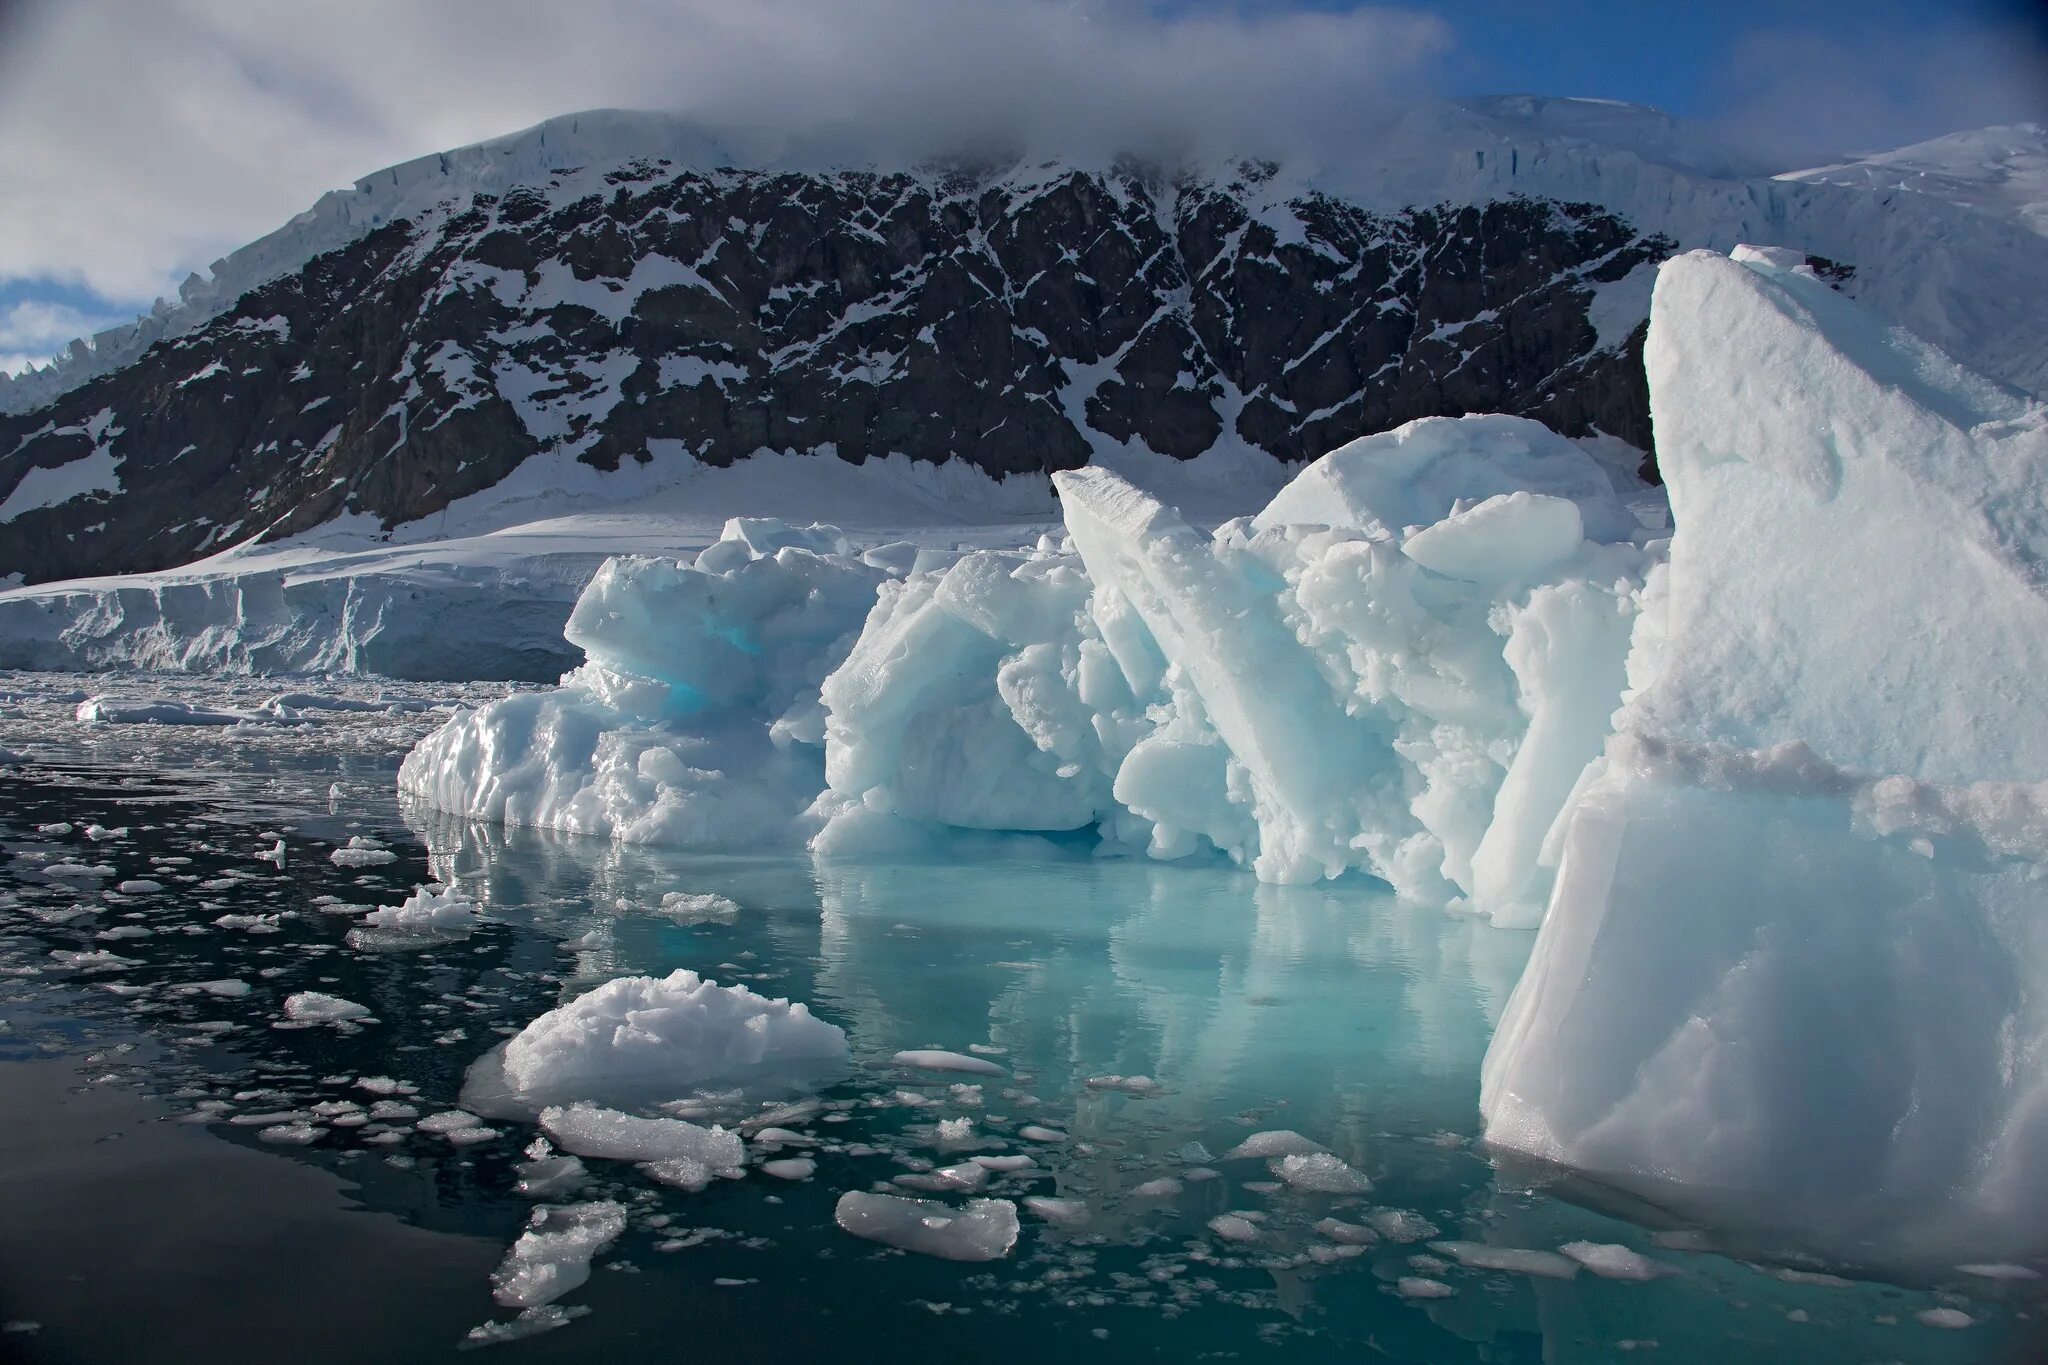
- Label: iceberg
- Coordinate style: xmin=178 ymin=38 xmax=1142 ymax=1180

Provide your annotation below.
xmin=398 ymin=518 xmax=886 ymax=847
xmin=1481 ymin=246 xmax=2048 ymax=1261
xmin=405 ymin=420 xmax=1655 ymax=924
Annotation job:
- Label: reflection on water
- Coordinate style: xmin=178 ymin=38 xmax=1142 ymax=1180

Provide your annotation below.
xmin=0 ymin=756 xmax=2035 ymax=1364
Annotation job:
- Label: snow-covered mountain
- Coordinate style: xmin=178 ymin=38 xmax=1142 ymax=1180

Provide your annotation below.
xmin=1778 ymin=122 xmax=2048 ymax=237
xmin=1 ymin=98 xmax=2044 ymax=590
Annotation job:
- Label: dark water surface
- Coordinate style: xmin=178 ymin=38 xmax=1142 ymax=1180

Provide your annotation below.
xmin=0 ymin=710 xmax=2039 ymax=1364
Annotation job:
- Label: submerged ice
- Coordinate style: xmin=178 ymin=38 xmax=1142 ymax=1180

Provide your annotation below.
xmin=396 ymin=241 xmax=2048 ymax=1264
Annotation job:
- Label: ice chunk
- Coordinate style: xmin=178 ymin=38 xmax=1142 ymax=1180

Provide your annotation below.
xmin=1207 ymin=1214 xmax=1260 ymax=1242
xmin=833 ymin=1192 xmax=1019 ymax=1261
xmin=1430 ymin=1240 xmax=1580 ymax=1278
xmin=491 ymin=1201 xmax=627 ymax=1308
xmin=283 ymin=992 xmax=371 ymax=1023
xmin=1222 ymin=1130 xmax=1329 ymax=1161
xmin=655 ymin=891 xmax=739 ymax=924
xmin=537 ymin=1102 xmax=743 ymax=1174
xmin=1396 ymin=1277 xmax=1454 ymax=1299
xmin=1557 ymin=1241 xmax=1674 ymax=1280
xmin=490 ymin=970 xmax=847 ymax=1110
xmin=891 ymin=1049 xmax=1005 ymax=1076
xmin=329 ymin=837 xmax=398 ymax=867
xmin=114 ymin=879 xmax=163 ymax=895
xmin=1483 ymin=246 xmax=2048 ymax=1262
xmin=1023 ymin=1196 xmax=1090 ymax=1226
xmin=1270 ymin=1152 xmax=1373 ymax=1194
xmin=759 ymin=1157 xmax=815 ymax=1180
xmin=358 ymin=884 xmax=478 ymax=933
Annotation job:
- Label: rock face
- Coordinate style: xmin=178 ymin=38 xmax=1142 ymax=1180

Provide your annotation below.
xmin=0 ymin=157 xmax=1671 ymax=585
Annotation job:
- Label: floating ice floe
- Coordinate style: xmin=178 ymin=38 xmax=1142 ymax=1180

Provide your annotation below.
xmin=1481 ymin=245 xmax=2048 ymax=1262
xmin=490 ymin=1200 xmax=627 ymax=1309
xmin=833 ymin=1191 xmax=1020 ymax=1261
xmin=471 ymin=970 xmax=848 ymax=1114
xmin=328 ymin=836 xmax=398 ymax=867
xmin=355 ymin=884 xmax=477 ymax=934
xmin=282 ymin=991 xmax=372 ymax=1023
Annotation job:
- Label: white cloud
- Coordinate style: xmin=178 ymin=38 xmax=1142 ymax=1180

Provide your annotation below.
xmin=0 ymin=0 xmax=1454 ymax=306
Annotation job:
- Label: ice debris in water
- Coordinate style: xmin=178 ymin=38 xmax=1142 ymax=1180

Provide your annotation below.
xmin=282 ymin=992 xmax=371 ymax=1023
xmin=1208 ymin=1214 xmax=1260 ymax=1242
xmin=833 ymin=1192 xmax=1020 ymax=1262
xmin=358 ymin=884 xmax=477 ymax=933
xmin=1430 ymin=1240 xmax=1580 ymax=1279
xmin=491 ymin=970 xmax=847 ymax=1109
xmin=1023 ymin=1196 xmax=1090 ymax=1226
xmin=1482 ymin=245 xmax=2048 ymax=1261
xmin=1397 ymin=1277 xmax=1455 ymax=1299
xmin=1270 ymin=1151 xmax=1373 ymax=1194
xmin=1222 ymin=1130 xmax=1329 ymax=1161
xmin=655 ymin=891 xmax=740 ymax=923
xmin=1558 ymin=1241 xmax=1674 ymax=1280
xmin=537 ymin=1102 xmax=744 ymax=1183
xmin=490 ymin=1201 xmax=627 ymax=1309
xmin=328 ymin=836 xmax=397 ymax=867
xmin=892 ymin=1049 xmax=1005 ymax=1076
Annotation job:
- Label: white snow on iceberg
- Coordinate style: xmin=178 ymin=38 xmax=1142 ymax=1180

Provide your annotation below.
xmin=1482 ymin=245 xmax=2048 ymax=1261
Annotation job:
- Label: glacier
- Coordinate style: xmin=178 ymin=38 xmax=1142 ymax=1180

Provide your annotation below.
xmin=395 ymin=239 xmax=2048 ymax=1263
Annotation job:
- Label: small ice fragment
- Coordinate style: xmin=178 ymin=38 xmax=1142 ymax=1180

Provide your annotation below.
xmin=36 ymin=823 xmax=72 ymax=836
xmin=186 ymin=979 xmax=250 ymax=997
xmin=1368 ymin=1210 xmax=1441 ymax=1243
xmin=1915 ymin=1308 xmax=1975 ymax=1329
xmin=1131 ymin=1177 xmax=1182 ymax=1198
xmin=538 ymin=1102 xmax=744 ymax=1173
xmin=283 ymin=992 xmax=371 ymax=1023
xmin=760 ymin=1158 xmax=816 ymax=1180
xmin=257 ymin=1121 xmax=322 ymax=1145
xmin=115 ymin=879 xmax=163 ymax=895
xmin=1957 ymin=1262 xmax=2041 ymax=1280
xmin=1430 ymin=1241 xmax=1580 ymax=1279
xmin=1222 ymin=1130 xmax=1329 ymax=1161
xmin=1023 ymin=1196 xmax=1090 ymax=1226
xmin=892 ymin=1049 xmax=1005 ymax=1076
xmin=1271 ymin=1151 xmax=1372 ymax=1194
xmin=1084 ymin=1074 xmax=1160 ymax=1094
xmin=416 ymin=1110 xmax=484 ymax=1134
xmin=934 ymin=1118 xmax=974 ymax=1142
xmin=1208 ymin=1214 xmax=1259 ymax=1242
xmin=359 ymin=884 xmax=477 ymax=932
xmin=970 ymin=1155 xmax=1034 ymax=1172
xmin=1018 ymin=1125 xmax=1067 ymax=1143
xmin=656 ymin=891 xmax=740 ymax=923
xmin=516 ymin=1154 xmax=588 ymax=1198
xmin=833 ymin=1192 xmax=1019 ymax=1261
xmin=491 ymin=1201 xmax=628 ymax=1308
xmin=1315 ymin=1218 xmax=1378 ymax=1246
xmin=1397 ymin=1277 xmax=1455 ymax=1299
xmin=895 ymin=1162 xmax=988 ymax=1193
xmin=329 ymin=837 xmax=397 ymax=868
xmin=1559 ymin=1241 xmax=1674 ymax=1280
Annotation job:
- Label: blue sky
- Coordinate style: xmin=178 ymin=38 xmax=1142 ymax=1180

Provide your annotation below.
xmin=0 ymin=0 xmax=2041 ymax=376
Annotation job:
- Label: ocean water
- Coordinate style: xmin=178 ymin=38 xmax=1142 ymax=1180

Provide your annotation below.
xmin=0 ymin=680 xmax=2039 ymax=1363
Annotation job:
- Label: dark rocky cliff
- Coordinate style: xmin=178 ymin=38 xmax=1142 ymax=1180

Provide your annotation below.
xmin=0 ymin=159 xmax=1672 ymax=584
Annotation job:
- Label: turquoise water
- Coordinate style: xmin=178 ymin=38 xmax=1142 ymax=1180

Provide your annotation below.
xmin=0 ymin=748 xmax=2038 ymax=1363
